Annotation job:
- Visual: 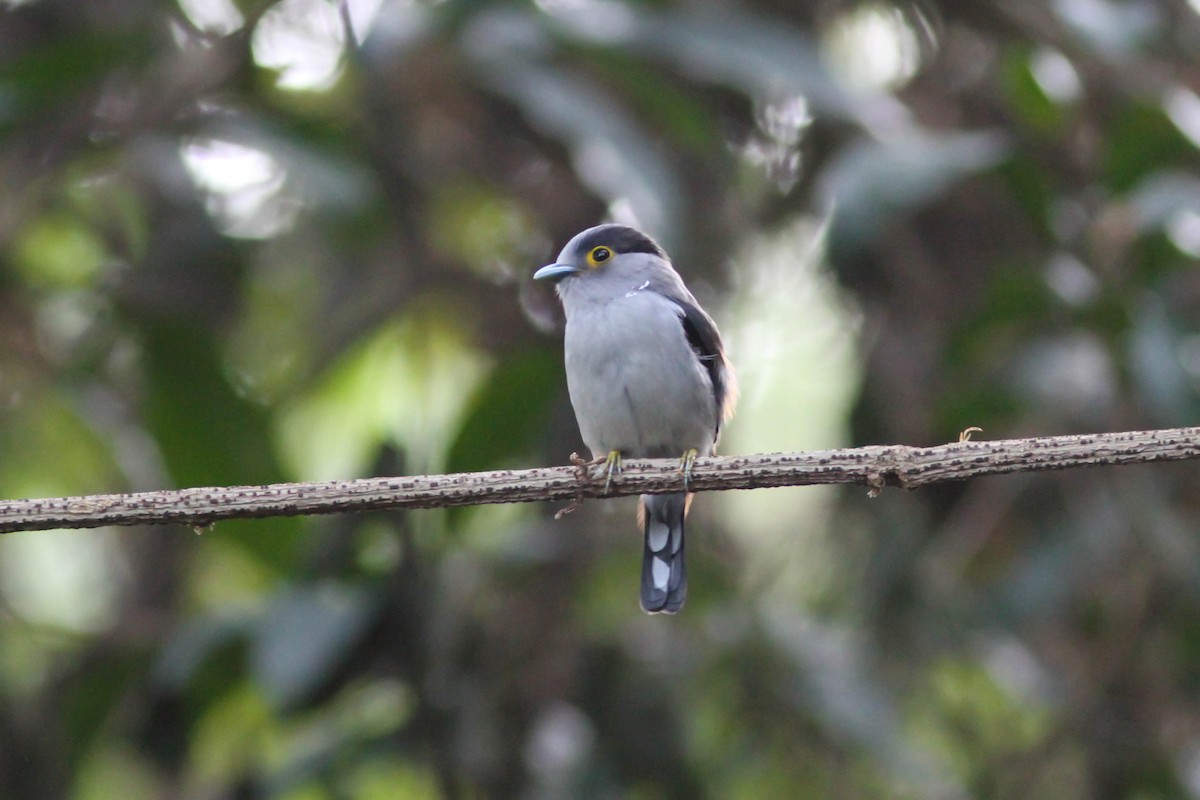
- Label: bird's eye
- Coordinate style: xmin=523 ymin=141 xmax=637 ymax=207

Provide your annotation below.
xmin=588 ymin=246 xmax=612 ymax=267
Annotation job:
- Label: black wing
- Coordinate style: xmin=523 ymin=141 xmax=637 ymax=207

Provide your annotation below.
xmin=676 ymin=300 xmax=730 ymax=439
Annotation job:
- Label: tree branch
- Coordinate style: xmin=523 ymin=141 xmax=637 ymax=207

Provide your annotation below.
xmin=1 ymin=427 xmax=1197 ymax=534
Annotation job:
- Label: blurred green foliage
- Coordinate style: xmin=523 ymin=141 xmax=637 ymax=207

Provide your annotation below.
xmin=3 ymin=0 xmax=1200 ymax=797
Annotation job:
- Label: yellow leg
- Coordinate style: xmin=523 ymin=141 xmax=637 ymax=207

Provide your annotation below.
xmin=602 ymin=449 xmax=622 ymax=494
xmin=679 ymin=448 xmax=698 ymax=490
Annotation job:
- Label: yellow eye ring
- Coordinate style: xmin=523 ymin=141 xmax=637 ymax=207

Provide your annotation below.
xmin=587 ymin=246 xmax=612 ymax=267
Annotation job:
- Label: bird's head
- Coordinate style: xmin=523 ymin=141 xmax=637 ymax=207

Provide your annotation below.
xmin=533 ymin=224 xmax=667 ymax=286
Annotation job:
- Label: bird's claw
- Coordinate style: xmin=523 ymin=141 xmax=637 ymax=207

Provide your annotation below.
xmin=567 ymin=450 xmax=622 ymax=494
xmin=679 ymin=448 xmax=698 ymax=491
xmin=602 ymin=450 xmax=622 ymax=494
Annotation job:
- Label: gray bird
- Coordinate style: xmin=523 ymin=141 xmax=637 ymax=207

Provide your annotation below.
xmin=534 ymin=224 xmax=736 ymax=614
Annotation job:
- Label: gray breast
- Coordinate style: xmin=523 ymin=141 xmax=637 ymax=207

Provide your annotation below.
xmin=563 ymin=290 xmax=717 ymax=459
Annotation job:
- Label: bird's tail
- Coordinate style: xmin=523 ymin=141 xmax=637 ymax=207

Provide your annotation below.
xmin=638 ymin=493 xmax=691 ymax=614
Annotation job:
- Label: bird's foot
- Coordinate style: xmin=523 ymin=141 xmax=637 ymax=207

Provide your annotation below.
xmin=568 ymin=450 xmax=623 ymax=494
xmin=678 ymin=448 xmax=698 ymax=490
xmin=600 ymin=450 xmax=623 ymax=494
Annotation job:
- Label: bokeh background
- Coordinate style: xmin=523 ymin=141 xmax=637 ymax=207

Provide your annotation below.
xmin=3 ymin=0 xmax=1200 ymax=797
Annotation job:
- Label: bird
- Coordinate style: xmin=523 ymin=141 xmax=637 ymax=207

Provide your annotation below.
xmin=534 ymin=223 xmax=736 ymax=614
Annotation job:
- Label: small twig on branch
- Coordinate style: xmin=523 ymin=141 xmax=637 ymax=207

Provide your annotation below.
xmin=0 ymin=427 xmax=1197 ymax=534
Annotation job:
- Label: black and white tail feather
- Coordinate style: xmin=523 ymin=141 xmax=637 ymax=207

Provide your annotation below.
xmin=638 ymin=493 xmax=691 ymax=614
